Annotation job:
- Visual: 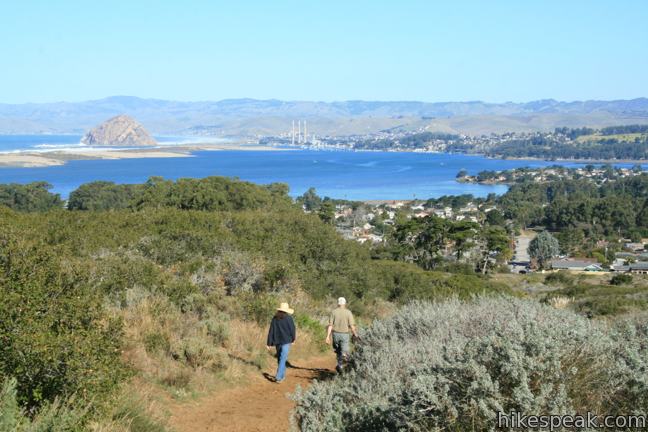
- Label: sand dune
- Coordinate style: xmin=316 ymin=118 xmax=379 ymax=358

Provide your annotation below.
xmin=0 ymin=143 xmax=289 ymax=168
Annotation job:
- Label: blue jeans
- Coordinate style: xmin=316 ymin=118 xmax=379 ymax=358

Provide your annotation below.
xmin=275 ymin=343 xmax=291 ymax=381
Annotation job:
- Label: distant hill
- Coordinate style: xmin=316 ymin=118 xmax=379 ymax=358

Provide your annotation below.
xmin=81 ymin=114 xmax=157 ymax=146
xmin=1 ymin=96 xmax=647 ymax=136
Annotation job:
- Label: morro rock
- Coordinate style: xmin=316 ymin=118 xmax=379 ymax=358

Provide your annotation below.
xmin=81 ymin=115 xmax=157 ymax=146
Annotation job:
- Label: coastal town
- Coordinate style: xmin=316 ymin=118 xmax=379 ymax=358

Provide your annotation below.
xmin=457 ymin=164 xmax=645 ymax=185
xmin=309 ymin=190 xmax=648 ymax=276
xmin=261 ymin=123 xmax=648 ymax=161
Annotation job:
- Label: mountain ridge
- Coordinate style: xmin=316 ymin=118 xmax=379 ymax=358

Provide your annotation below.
xmin=1 ymin=96 xmax=647 ymax=136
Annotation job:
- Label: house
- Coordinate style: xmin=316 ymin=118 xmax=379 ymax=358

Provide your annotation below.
xmin=459 ymin=203 xmax=478 ymax=213
xmin=624 ymin=242 xmax=645 ymax=252
xmin=612 ymin=262 xmax=648 ymax=274
xmin=551 ymin=260 xmax=604 ymax=272
xmin=433 ymin=209 xmax=446 ymax=218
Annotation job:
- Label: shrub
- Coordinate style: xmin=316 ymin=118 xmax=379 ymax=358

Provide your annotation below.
xmin=143 ymin=332 xmax=171 ymax=355
xmin=0 ymin=234 xmax=125 ymax=411
xmin=0 ymin=378 xmax=87 ymax=431
xmin=159 ymin=368 xmax=193 ymax=390
xmin=201 ymin=318 xmax=230 ymax=347
xmin=544 ymin=270 xmax=575 ymax=286
xmin=172 ymin=337 xmax=227 ymax=371
xmin=293 ymin=297 xmax=648 ymax=431
xmin=106 ymin=388 xmax=168 ymax=432
xmin=610 ymin=273 xmax=633 ymax=286
xmin=240 ymin=293 xmax=278 ymax=325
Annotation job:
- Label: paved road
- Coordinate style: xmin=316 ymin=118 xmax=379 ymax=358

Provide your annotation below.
xmin=510 ymin=231 xmax=535 ymax=272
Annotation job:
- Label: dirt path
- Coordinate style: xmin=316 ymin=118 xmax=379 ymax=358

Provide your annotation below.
xmin=168 ymin=355 xmax=335 ymax=432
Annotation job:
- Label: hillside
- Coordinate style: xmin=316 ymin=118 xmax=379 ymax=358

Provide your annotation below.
xmin=0 ymin=176 xmax=509 ymax=430
xmin=1 ymin=96 xmax=648 ymax=136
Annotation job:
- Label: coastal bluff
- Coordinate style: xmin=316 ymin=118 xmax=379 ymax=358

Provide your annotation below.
xmin=81 ymin=114 xmax=157 ymax=146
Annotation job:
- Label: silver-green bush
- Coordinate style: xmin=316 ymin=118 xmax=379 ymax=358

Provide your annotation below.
xmin=293 ymin=297 xmax=648 ymax=431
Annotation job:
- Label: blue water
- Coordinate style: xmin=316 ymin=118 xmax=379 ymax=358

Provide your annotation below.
xmin=0 ymin=135 xmax=645 ymax=200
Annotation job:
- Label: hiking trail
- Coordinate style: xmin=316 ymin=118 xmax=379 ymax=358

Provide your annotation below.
xmin=168 ymin=355 xmax=335 ymax=432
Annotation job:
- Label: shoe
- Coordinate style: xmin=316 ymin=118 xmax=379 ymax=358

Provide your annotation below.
xmin=275 ymin=378 xmax=284 ymax=383
xmin=335 ymin=365 xmax=343 ymax=374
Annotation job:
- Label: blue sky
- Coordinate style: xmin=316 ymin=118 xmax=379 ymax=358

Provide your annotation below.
xmin=1 ymin=0 xmax=647 ymax=103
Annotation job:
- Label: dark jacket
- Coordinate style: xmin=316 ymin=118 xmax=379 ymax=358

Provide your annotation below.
xmin=267 ymin=315 xmax=296 ymax=346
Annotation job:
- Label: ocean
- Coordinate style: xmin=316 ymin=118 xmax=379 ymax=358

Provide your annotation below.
xmin=0 ymin=135 xmax=645 ymax=200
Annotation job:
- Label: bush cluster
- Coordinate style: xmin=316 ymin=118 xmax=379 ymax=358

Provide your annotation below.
xmin=293 ymin=297 xmax=648 ymax=431
xmin=0 ymin=233 xmax=125 ymax=412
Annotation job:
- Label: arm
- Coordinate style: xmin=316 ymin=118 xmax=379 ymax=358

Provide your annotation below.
xmin=290 ymin=316 xmax=296 ymax=343
xmin=350 ymin=313 xmax=358 ymax=338
xmin=266 ymin=319 xmax=274 ymax=350
xmin=325 ymin=311 xmax=334 ymax=344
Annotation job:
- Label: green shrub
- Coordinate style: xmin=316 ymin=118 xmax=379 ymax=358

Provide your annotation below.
xmin=293 ymin=297 xmax=648 ymax=431
xmin=544 ymin=270 xmax=575 ymax=286
xmin=0 ymin=182 xmax=63 ymax=212
xmin=0 ymin=378 xmax=87 ymax=431
xmin=201 ymin=318 xmax=230 ymax=347
xmin=143 ymin=332 xmax=171 ymax=355
xmin=610 ymin=273 xmax=633 ymax=285
xmin=0 ymin=234 xmax=125 ymax=411
xmin=240 ymin=293 xmax=278 ymax=325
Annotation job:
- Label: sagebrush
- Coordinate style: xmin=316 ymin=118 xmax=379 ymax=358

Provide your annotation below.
xmin=293 ymin=297 xmax=648 ymax=431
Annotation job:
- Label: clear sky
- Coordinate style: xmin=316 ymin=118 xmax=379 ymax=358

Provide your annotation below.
xmin=1 ymin=0 xmax=647 ymax=104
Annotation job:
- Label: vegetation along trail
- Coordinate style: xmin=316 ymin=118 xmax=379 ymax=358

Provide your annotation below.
xmin=168 ymin=355 xmax=335 ymax=432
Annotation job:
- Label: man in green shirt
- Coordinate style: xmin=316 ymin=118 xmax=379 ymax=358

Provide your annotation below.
xmin=325 ymin=297 xmax=358 ymax=373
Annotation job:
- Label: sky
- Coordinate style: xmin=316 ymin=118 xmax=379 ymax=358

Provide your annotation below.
xmin=1 ymin=0 xmax=647 ymax=104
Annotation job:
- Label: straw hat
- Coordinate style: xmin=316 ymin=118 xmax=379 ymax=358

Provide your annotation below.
xmin=277 ymin=302 xmax=294 ymax=314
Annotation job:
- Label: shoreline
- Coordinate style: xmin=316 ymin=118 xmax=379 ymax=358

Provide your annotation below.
xmin=279 ymin=144 xmax=648 ymax=164
xmin=0 ymin=142 xmax=292 ymax=168
xmin=2 ymin=141 xmax=647 ymax=169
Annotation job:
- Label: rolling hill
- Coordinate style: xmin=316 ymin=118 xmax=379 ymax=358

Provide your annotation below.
xmin=1 ymin=96 xmax=647 ymax=136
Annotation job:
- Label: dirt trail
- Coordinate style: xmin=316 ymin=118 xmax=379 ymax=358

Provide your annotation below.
xmin=168 ymin=355 xmax=335 ymax=432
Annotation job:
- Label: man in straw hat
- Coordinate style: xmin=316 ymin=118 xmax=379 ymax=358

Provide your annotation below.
xmin=266 ymin=302 xmax=296 ymax=383
xmin=325 ymin=297 xmax=358 ymax=373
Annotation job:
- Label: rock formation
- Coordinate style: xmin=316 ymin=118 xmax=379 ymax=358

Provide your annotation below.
xmin=81 ymin=115 xmax=157 ymax=146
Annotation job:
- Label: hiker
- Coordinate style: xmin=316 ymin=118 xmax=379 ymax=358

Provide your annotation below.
xmin=325 ymin=297 xmax=358 ymax=373
xmin=266 ymin=302 xmax=296 ymax=383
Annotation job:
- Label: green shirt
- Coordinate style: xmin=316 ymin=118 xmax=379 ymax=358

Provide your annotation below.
xmin=328 ymin=307 xmax=355 ymax=333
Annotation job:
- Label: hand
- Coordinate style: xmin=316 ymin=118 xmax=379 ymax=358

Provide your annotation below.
xmin=266 ymin=345 xmax=272 ymax=351
xmin=325 ymin=336 xmax=331 ymax=345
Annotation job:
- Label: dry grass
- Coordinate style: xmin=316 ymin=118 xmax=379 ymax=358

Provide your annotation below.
xmin=110 ymin=286 xmax=328 ymax=403
xmin=548 ymin=296 xmax=574 ymax=309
